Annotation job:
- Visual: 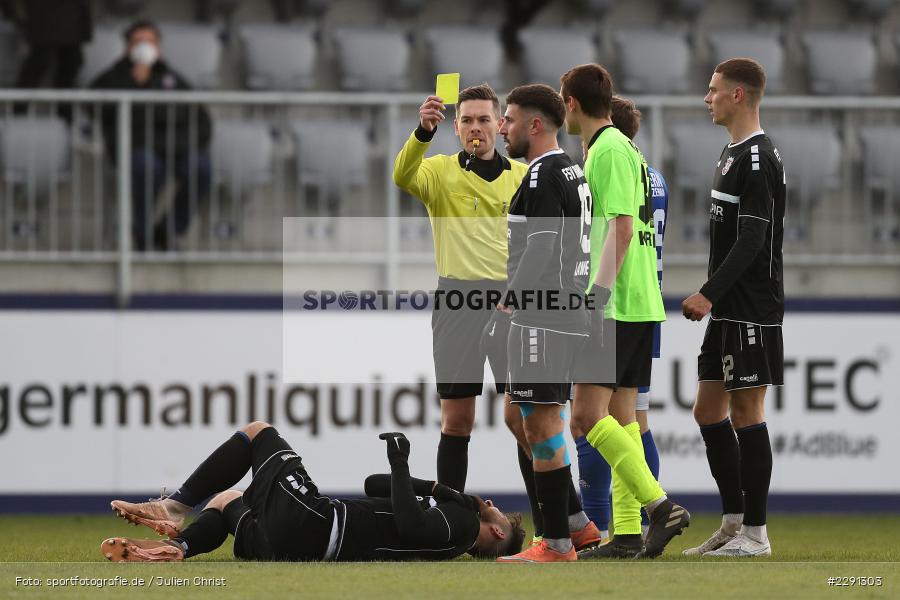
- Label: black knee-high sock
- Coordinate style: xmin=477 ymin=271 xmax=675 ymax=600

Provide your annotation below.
xmin=534 ymin=466 xmax=572 ymax=541
xmin=168 ymin=432 xmax=252 ymax=507
xmin=699 ymin=418 xmax=744 ymax=515
xmin=437 ymin=433 xmax=470 ymax=492
xmin=736 ymin=423 xmax=772 ymax=527
xmin=567 ymin=477 xmax=583 ymax=516
xmin=517 ymin=444 xmax=543 ymax=537
xmin=171 ymin=508 xmax=229 ymax=558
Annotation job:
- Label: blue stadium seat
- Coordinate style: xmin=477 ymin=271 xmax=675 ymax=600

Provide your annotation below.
xmin=332 ymin=27 xmax=411 ymax=91
xmin=613 ymin=29 xmax=692 ymax=94
xmin=707 ymin=29 xmax=785 ymax=94
xmin=239 ymin=24 xmax=317 ymax=90
xmin=801 ymin=31 xmax=877 ymax=95
xmin=425 ymin=26 xmax=504 ymax=90
xmin=519 ymin=27 xmax=597 ymax=88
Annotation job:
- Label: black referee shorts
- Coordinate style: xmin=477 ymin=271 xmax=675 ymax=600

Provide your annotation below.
xmin=573 ymin=319 xmax=655 ymax=390
xmin=226 ymin=427 xmax=337 ymax=561
xmin=698 ymin=319 xmax=784 ymax=391
xmin=432 ymin=277 xmax=507 ymax=399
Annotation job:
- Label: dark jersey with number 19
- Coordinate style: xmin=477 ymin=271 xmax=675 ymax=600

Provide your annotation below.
xmin=506 ymin=149 xmax=592 ymax=333
xmin=708 ymin=132 xmax=785 ymax=325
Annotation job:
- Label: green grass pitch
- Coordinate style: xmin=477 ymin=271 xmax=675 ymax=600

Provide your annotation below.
xmin=1 ymin=513 xmax=898 ymax=599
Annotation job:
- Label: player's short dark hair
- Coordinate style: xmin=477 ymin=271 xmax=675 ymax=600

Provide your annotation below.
xmin=469 ymin=513 xmax=526 ymax=559
xmin=610 ymin=95 xmax=641 ymax=140
xmin=124 ymin=19 xmax=161 ymax=43
xmin=715 ymin=57 xmax=767 ymax=105
xmin=506 ymin=84 xmax=566 ymax=130
xmin=559 ymin=63 xmax=614 ymax=119
xmin=456 ymin=83 xmax=501 ymax=119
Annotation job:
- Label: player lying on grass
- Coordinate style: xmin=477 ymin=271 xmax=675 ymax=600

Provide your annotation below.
xmin=102 ymin=422 xmax=525 ymax=562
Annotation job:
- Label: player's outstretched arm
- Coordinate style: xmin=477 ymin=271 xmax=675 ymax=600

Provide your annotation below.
xmin=363 ymin=473 xmax=436 ymax=498
xmin=378 ymin=432 xmax=456 ymax=544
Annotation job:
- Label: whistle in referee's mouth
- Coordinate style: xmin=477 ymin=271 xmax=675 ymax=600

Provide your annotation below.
xmin=465 ymin=138 xmax=480 ymax=171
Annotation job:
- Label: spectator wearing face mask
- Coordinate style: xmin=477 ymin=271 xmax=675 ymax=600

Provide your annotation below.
xmin=90 ymin=20 xmax=213 ymax=252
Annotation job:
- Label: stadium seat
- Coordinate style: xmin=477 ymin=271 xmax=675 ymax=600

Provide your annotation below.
xmin=158 ymin=23 xmax=224 ymax=89
xmin=774 ymin=124 xmax=842 ymax=239
xmin=78 ymin=25 xmax=125 ymax=87
xmin=707 ymin=29 xmax=785 ymax=94
xmin=0 ymin=20 xmax=18 ymax=87
xmin=425 ymin=26 xmax=504 ymax=90
xmin=519 ymin=27 xmax=597 ymax=88
xmin=292 ymin=119 xmax=368 ymax=217
xmin=332 ymin=27 xmax=411 ymax=91
xmin=211 ymin=120 xmax=274 ymax=195
xmin=613 ymin=29 xmax=692 ymax=94
xmin=667 ymin=120 xmax=729 ymax=241
xmin=858 ymin=125 xmax=900 ymax=241
xmin=424 ymin=127 xmax=464 ymax=158
xmin=0 ymin=117 xmax=71 ymax=197
xmin=209 ymin=119 xmax=274 ymax=242
xmin=801 ymin=31 xmax=877 ymax=95
xmin=239 ymin=24 xmax=317 ymax=90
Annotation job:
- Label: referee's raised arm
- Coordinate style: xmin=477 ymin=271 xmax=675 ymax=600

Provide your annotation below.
xmin=392 ymin=95 xmax=446 ymax=198
xmin=390 ymin=84 xmax=527 ymax=495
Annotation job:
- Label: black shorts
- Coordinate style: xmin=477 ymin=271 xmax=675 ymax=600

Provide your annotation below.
xmin=432 ymin=277 xmax=507 ymax=399
xmin=225 ymin=427 xmax=339 ymax=561
xmin=507 ymin=323 xmax=586 ymax=405
xmin=573 ymin=319 xmax=655 ymax=390
xmin=697 ymin=319 xmax=784 ymax=391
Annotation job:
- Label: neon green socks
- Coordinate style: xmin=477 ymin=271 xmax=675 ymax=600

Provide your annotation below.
xmin=587 ymin=415 xmax=665 ymax=507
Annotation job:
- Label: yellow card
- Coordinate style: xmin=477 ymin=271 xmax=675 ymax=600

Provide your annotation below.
xmin=435 ymin=73 xmax=460 ymax=105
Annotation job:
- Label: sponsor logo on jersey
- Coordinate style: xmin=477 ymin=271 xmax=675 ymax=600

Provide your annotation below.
xmin=721 ymin=156 xmax=734 ymax=175
xmin=739 ymin=374 xmax=759 ymax=383
xmin=512 ymin=389 xmax=534 ymax=398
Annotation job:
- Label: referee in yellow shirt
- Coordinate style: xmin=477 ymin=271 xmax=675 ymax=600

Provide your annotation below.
xmin=393 ymin=84 xmax=527 ymax=493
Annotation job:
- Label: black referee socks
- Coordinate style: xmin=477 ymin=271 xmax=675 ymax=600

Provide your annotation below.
xmin=736 ymin=422 xmax=772 ymax=527
xmin=170 ymin=432 xmax=252 ymax=508
xmin=437 ymin=433 xmax=470 ymax=492
xmin=534 ymin=465 xmax=573 ymax=541
xmin=699 ymin=418 xmax=744 ymax=515
xmin=517 ymin=444 xmax=544 ymax=537
xmin=172 ymin=508 xmax=229 ymax=558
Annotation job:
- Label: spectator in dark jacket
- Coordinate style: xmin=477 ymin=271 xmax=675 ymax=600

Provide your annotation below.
xmin=11 ymin=0 xmax=92 ymax=89
xmin=91 ymin=20 xmax=213 ymax=252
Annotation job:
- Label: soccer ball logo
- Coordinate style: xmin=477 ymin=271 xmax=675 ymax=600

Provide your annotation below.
xmin=338 ymin=291 xmax=359 ymax=310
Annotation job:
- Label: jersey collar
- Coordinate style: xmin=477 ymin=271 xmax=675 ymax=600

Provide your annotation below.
xmin=456 ymin=150 xmax=511 ymax=182
xmin=586 ymin=124 xmax=615 ymax=151
xmin=528 ymin=148 xmax=564 ymax=166
xmin=728 ymin=129 xmax=765 ymax=148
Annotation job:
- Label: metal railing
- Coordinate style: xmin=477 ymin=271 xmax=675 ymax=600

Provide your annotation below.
xmin=1 ymin=89 xmax=899 ymax=305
